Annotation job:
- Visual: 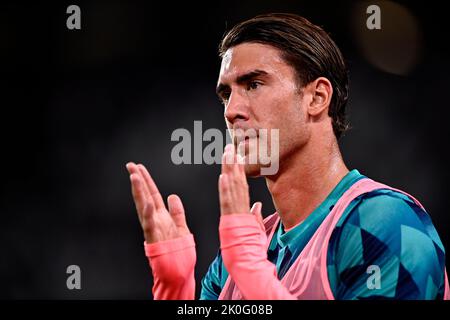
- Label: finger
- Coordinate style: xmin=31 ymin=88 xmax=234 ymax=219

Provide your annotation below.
xmin=229 ymin=148 xmax=248 ymax=198
xmin=236 ymin=154 xmax=245 ymax=177
xmin=250 ymin=201 xmax=262 ymax=215
xmin=126 ymin=162 xmax=136 ymax=174
xmin=137 ymin=164 xmax=165 ymax=210
xmin=218 ymin=174 xmax=231 ymax=215
xmin=167 ymin=194 xmax=189 ymax=230
xmin=141 ymin=194 xmax=155 ymax=221
xmin=223 ymin=144 xmax=245 ymax=193
xmin=250 ymin=202 xmax=264 ymax=231
xmin=235 ymin=153 xmax=246 ymax=180
xmin=130 ymin=173 xmax=154 ymax=223
xmin=127 ymin=162 xmax=151 ymax=199
xmin=221 ymin=144 xmax=234 ymax=175
xmin=227 ymin=144 xmax=245 ymax=182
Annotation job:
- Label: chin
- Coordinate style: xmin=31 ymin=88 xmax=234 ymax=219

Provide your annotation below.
xmin=244 ymin=163 xmax=262 ymax=178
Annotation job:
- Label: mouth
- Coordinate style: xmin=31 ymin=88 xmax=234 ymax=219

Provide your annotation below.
xmin=234 ymin=129 xmax=257 ymax=142
xmin=234 ymin=135 xmax=254 ymax=145
xmin=235 ymin=136 xmax=258 ymax=157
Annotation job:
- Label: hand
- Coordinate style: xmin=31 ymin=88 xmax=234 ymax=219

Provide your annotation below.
xmin=218 ymin=144 xmax=264 ymax=229
xmin=126 ymin=162 xmax=191 ymax=244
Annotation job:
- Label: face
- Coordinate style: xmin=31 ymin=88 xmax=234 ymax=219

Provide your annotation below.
xmin=217 ymin=43 xmax=310 ymax=176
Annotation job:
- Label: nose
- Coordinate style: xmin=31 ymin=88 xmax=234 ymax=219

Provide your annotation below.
xmin=224 ymin=90 xmax=249 ymax=124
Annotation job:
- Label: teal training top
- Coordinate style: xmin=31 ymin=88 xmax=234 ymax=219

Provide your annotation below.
xmin=200 ymin=169 xmax=447 ymax=300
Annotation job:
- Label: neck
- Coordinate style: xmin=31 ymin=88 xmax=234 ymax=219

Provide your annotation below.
xmin=265 ymin=132 xmax=349 ymax=229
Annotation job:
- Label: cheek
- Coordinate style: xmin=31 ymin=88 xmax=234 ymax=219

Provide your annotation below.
xmin=278 ymin=99 xmax=309 ymax=151
xmin=255 ymin=90 xmax=294 ymax=125
xmin=272 ymin=92 xmax=304 ymax=130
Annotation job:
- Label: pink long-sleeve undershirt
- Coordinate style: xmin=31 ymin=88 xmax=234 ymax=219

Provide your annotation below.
xmin=144 ymin=233 xmax=196 ymax=300
xmin=144 ymin=214 xmax=294 ymax=300
xmin=219 ymin=214 xmax=295 ymax=300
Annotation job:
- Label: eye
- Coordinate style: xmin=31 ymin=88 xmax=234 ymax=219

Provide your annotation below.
xmin=247 ymin=81 xmax=261 ymax=91
xmin=220 ymin=90 xmax=231 ymax=105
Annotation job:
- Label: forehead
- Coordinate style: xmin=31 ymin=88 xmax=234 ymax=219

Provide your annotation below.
xmin=218 ymin=43 xmax=292 ymax=83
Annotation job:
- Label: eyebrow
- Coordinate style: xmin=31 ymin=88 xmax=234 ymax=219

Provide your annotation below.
xmin=216 ymin=69 xmax=269 ymax=97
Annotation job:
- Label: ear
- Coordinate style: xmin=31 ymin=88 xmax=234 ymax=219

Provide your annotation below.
xmin=307 ymin=77 xmax=333 ymax=117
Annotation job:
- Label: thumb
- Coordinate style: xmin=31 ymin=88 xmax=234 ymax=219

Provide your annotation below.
xmin=250 ymin=202 xmax=264 ymax=231
xmin=167 ymin=194 xmax=189 ymax=230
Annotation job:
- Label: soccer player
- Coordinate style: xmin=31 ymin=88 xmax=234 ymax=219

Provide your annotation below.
xmin=126 ymin=13 xmax=449 ymax=299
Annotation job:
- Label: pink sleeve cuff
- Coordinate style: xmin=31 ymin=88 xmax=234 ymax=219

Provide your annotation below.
xmin=219 ymin=213 xmax=296 ymax=300
xmin=219 ymin=213 xmax=260 ymax=229
xmin=219 ymin=214 xmax=265 ymax=250
xmin=144 ymin=233 xmax=196 ymax=300
xmin=144 ymin=233 xmax=195 ymax=258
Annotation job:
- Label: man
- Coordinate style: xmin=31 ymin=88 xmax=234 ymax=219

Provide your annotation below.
xmin=126 ymin=13 xmax=449 ymax=299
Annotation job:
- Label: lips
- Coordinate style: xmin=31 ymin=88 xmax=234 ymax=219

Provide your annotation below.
xmin=235 ymin=136 xmax=259 ymax=159
xmin=233 ymin=128 xmax=258 ymax=144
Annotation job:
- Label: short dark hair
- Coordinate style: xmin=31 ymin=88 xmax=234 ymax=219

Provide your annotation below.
xmin=219 ymin=13 xmax=349 ymax=139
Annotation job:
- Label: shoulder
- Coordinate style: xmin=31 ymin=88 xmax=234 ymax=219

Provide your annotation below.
xmin=335 ymin=188 xmax=440 ymax=243
xmin=328 ymin=188 xmax=446 ymax=299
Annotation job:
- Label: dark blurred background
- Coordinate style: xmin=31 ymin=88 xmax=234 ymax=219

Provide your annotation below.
xmin=0 ymin=1 xmax=449 ymax=299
